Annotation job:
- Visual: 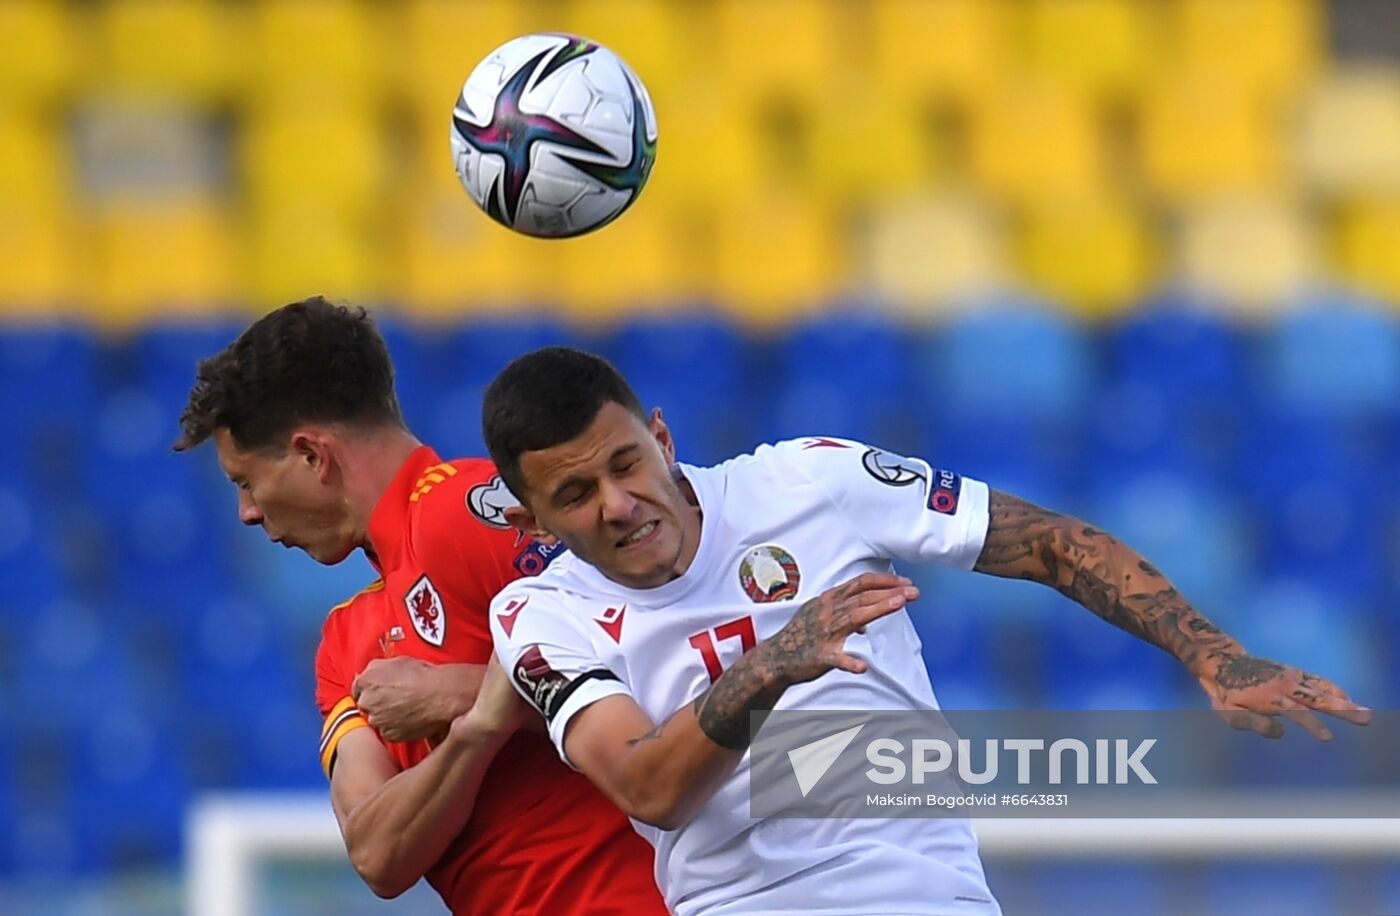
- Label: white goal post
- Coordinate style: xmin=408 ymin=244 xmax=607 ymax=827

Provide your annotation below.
xmin=186 ymin=792 xmax=1400 ymax=916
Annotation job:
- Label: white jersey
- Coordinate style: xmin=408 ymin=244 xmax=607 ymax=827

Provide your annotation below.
xmin=490 ymin=437 xmax=1001 ymax=916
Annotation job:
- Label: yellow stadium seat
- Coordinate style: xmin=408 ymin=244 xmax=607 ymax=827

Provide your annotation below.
xmin=862 ymin=192 xmax=1006 ymax=313
xmin=1335 ymin=198 xmax=1400 ymax=305
xmin=397 ymin=0 xmax=558 ymax=119
xmin=1139 ymin=78 xmax=1282 ymax=202
xmin=0 ymin=206 xmax=75 ymax=313
xmin=968 ymin=80 xmax=1105 ymax=203
xmin=247 ymin=0 xmax=383 ymax=108
xmin=248 ymin=207 xmax=382 ymax=309
xmin=555 ymin=203 xmax=697 ymax=319
xmin=653 ymin=84 xmax=765 ymax=202
xmin=808 ymin=91 xmax=943 ymax=201
xmin=242 ymin=108 xmax=387 ymax=217
xmin=0 ymin=0 xmax=79 ymax=108
xmin=1298 ymin=67 xmax=1400 ymax=196
xmin=394 ymin=189 xmax=553 ymax=315
xmin=1019 ymin=196 xmax=1157 ymax=319
xmin=711 ymin=192 xmax=845 ymax=325
xmin=1177 ymin=196 xmax=1316 ymax=315
xmin=0 ymin=115 xmax=67 ymax=209
xmin=93 ymin=0 xmax=240 ymax=103
xmin=870 ymin=0 xmax=1011 ymax=104
xmin=713 ymin=0 xmax=848 ymax=101
xmin=85 ymin=200 xmax=236 ymax=323
xmin=1170 ymin=0 xmax=1322 ymax=103
xmin=1023 ymin=0 xmax=1158 ymax=101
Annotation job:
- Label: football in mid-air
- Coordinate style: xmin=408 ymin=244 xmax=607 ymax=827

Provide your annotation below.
xmin=451 ymin=33 xmax=658 ymax=239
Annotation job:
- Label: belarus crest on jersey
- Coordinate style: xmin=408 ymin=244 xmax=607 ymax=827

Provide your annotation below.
xmin=405 ymin=575 xmax=446 ymax=647
xmin=739 ymin=545 xmax=801 ymax=603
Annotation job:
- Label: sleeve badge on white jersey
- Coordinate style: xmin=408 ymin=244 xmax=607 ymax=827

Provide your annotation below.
xmin=466 ymin=474 xmax=518 ymax=528
xmin=860 ymin=448 xmax=928 ymax=488
xmin=405 ymin=575 xmax=446 ymax=647
xmin=739 ymin=544 xmax=801 ymax=603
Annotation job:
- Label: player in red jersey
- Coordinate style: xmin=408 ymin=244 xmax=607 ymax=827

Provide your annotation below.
xmin=174 ymin=297 xmax=665 ymax=914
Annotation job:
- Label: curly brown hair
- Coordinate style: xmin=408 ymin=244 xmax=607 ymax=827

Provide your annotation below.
xmin=174 ymin=296 xmax=403 ymax=453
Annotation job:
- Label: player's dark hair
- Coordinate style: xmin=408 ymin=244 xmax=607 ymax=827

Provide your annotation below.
xmin=482 ymin=346 xmax=646 ymax=501
xmin=174 ymin=296 xmax=404 ymax=453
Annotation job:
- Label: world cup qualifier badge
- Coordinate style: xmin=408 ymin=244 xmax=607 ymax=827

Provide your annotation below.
xmin=739 ymin=545 xmax=801 ymax=603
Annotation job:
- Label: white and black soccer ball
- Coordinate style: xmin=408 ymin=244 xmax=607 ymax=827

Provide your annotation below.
xmin=451 ymin=33 xmax=658 ymax=238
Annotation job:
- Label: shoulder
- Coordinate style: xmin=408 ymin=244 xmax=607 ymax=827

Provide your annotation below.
xmin=316 ymin=579 xmax=386 ymax=676
xmin=698 ymin=436 xmax=878 ymax=500
xmin=489 ymin=560 xmax=600 ymax=643
xmin=407 ymin=456 xmax=523 ymax=567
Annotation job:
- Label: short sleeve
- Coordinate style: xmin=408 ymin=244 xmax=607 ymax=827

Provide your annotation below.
xmin=314 ymin=628 xmax=368 ymax=780
xmin=774 ymin=437 xmax=991 ymax=569
xmin=488 ymin=587 xmax=632 ymax=767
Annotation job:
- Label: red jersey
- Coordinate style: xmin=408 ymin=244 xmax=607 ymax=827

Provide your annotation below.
xmin=314 ymin=447 xmax=664 ymax=915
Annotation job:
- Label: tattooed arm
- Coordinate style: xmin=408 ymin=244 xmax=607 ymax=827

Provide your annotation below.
xmin=563 ymin=573 xmax=919 ymax=829
xmin=973 ymin=490 xmax=1369 ymax=739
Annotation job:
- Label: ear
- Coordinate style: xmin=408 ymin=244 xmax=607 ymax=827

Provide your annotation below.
xmin=504 ymin=505 xmax=556 ymax=544
xmin=289 ymin=428 xmax=335 ymax=483
xmin=648 ymin=407 xmax=676 ymax=464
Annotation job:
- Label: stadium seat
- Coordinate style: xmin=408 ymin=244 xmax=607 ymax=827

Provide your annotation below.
xmin=242 ymin=108 xmax=386 ymax=219
xmin=1259 ymin=295 xmax=1400 ymax=418
xmin=0 ymin=115 xmax=67 ymax=210
xmin=1019 ymin=195 xmax=1157 ymax=319
xmin=1202 ymin=863 xmax=1336 ymax=916
xmin=869 ymin=0 xmax=1011 ymax=105
xmin=1138 ymin=80 xmax=1283 ymax=202
xmin=930 ymin=301 xmax=1094 ymax=426
xmin=0 ymin=0 xmax=79 ymax=108
xmin=1022 ymin=0 xmax=1158 ymax=102
xmin=0 ymin=206 xmax=77 ymax=315
xmin=92 ymin=0 xmax=240 ymax=103
xmin=1027 ymin=863 xmax=1174 ymax=916
xmin=1298 ymin=67 xmax=1400 ymax=196
xmin=86 ymin=201 xmax=237 ymax=324
xmin=555 ymin=206 xmax=697 ymax=317
xmin=248 ymin=207 xmax=383 ymax=309
xmin=1176 ymin=196 xmax=1317 ymax=314
xmin=1170 ymin=0 xmax=1322 ymax=103
xmin=863 ymin=193 xmax=1006 ymax=314
xmin=247 ymin=0 xmax=384 ymax=108
xmin=711 ymin=192 xmax=844 ymax=324
xmin=1335 ymin=197 xmax=1400 ymax=304
xmin=713 ymin=0 xmax=846 ymax=102
xmin=561 ymin=0 xmax=686 ymax=107
xmin=968 ymin=79 xmax=1106 ymax=203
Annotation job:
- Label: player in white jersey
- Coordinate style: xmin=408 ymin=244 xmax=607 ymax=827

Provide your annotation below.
xmin=476 ymin=347 xmax=1370 ymax=916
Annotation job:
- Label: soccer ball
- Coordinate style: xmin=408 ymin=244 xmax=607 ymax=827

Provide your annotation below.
xmin=451 ymin=33 xmax=658 ymax=239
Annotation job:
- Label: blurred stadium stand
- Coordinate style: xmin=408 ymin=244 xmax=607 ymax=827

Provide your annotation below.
xmin=2 ymin=0 xmax=1400 ymax=913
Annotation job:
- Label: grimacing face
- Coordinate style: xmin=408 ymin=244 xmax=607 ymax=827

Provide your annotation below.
xmin=509 ymin=403 xmax=700 ymax=590
xmin=212 ymin=427 xmax=358 ymax=565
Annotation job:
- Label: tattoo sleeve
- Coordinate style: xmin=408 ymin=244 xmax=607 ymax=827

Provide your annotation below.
xmin=690 ymin=647 xmax=789 ymax=752
xmin=973 ymin=490 xmax=1243 ymax=677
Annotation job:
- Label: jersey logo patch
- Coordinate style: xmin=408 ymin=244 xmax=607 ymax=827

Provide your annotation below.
xmin=498 ymin=596 xmax=529 ymax=637
xmin=513 ymin=645 xmax=568 ymax=720
xmin=861 ymin=448 xmax=927 ymax=488
xmin=405 ymin=576 xmax=446 ymax=647
xmin=515 ymin=538 xmax=567 ymax=577
xmin=467 ymin=475 xmax=518 ymax=529
xmin=739 ymin=545 xmax=801 ymax=603
xmin=801 ymin=437 xmax=850 ymax=450
xmin=927 ymin=468 xmax=963 ymax=515
xmin=595 ymin=605 xmax=626 ymax=643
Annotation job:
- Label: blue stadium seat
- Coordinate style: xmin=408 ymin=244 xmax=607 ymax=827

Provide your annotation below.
xmin=1235 ymin=413 xmax=1388 ymax=602
xmin=928 ymin=301 xmax=1095 ymax=426
xmin=1109 ymin=299 xmax=1249 ymax=405
xmin=0 ymin=326 xmax=99 ymax=462
xmin=1201 ymin=863 xmax=1337 ymax=916
xmin=767 ymin=310 xmax=925 ymax=449
xmin=1260 ymin=294 xmax=1400 ymax=420
xmin=1028 ymin=863 xmax=1174 ymax=916
xmin=602 ymin=315 xmax=751 ymax=465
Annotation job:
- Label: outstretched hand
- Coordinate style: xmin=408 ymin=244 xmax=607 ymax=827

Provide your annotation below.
xmin=1197 ymin=654 xmax=1371 ymax=740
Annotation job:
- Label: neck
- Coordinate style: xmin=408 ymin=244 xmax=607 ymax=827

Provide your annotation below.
xmin=342 ymin=425 xmax=424 ymax=551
